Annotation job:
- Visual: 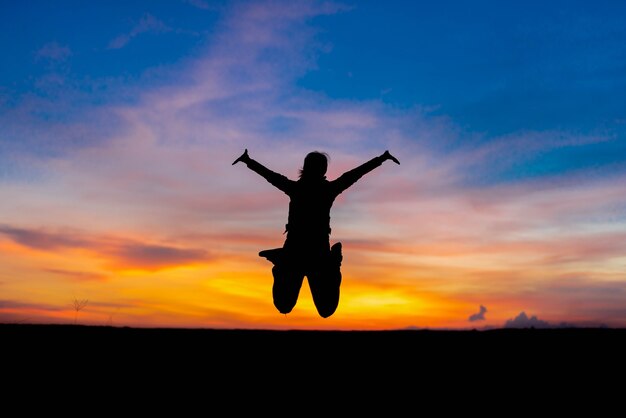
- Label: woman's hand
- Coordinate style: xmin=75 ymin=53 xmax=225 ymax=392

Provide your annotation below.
xmin=232 ymin=149 xmax=250 ymax=165
xmin=382 ymin=150 xmax=400 ymax=165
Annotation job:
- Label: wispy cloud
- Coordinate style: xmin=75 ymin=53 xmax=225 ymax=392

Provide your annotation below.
xmin=43 ymin=268 xmax=108 ymax=281
xmin=0 ymin=299 xmax=64 ymax=311
xmin=105 ymin=242 xmax=209 ymax=270
xmin=184 ymin=0 xmax=220 ymax=10
xmin=504 ymin=311 xmax=551 ymax=329
xmin=469 ymin=305 xmax=487 ymax=322
xmin=35 ymin=42 xmax=72 ymax=61
xmin=0 ymin=225 xmax=89 ymax=250
xmin=0 ymin=225 xmax=210 ymax=271
xmin=108 ymin=13 xmax=172 ymax=49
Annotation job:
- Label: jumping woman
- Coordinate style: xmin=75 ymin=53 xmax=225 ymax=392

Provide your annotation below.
xmin=233 ymin=148 xmax=400 ymax=318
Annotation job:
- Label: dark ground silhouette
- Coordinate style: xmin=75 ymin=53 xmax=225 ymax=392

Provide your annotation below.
xmin=233 ymin=149 xmax=400 ymax=318
xmin=4 ymin=323 xmax=625 ymax=356
xmin=5 ymin=324 xmax=622 ymax=408
xmin=4 ymin=324 xmax=624 ymax=391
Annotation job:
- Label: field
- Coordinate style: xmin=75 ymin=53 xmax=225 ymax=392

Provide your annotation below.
xmin=4 ymin=323 xmax=625 ymax=396
xmin=5 ymin=323 xmax=625 ymax=361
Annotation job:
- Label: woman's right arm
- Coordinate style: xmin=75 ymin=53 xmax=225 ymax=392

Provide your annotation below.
xmin=232 ymin=149 xmax=293 ymax=194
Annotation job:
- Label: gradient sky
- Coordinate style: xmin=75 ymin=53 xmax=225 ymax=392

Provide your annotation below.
xmin=1 ymin=0 xmax=626 ymax=330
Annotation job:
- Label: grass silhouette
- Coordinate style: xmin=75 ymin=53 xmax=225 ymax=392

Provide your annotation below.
xmin=72 ymin=298 xmax=88 ymax=325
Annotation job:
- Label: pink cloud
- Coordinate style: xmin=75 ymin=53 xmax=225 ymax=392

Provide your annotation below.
xmin=184 ymin=0 xmax=218 ymax=10
xmin=108 ymin=13 xmax=172 ymax=49
xmin=0 ymin=225 xmax=89 ymax=250
xmin=0 ymin=225 xmax=211 ymax=271
xmin=104 ymin=242 xmax=209 ymax=270
xmin=43 ymin=268 xmax=108 ymax=281
xmin=35 ymin=42 xmax=72 ymax=61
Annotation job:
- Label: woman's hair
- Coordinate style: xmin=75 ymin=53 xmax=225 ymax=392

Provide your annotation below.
xmin=299 ymin=151 xmax=329 ymax=178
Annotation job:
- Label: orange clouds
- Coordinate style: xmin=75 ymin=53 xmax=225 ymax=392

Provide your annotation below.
xmin=0 ymin=225 xmax=211 ymax=272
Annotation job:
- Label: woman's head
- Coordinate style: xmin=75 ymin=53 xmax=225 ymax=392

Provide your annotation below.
xmin=299 ymin=151 xmax=329 ymax=178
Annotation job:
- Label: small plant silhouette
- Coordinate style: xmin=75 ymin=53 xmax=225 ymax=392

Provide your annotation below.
xmin=72 ymin=298 xmax=89 ymax=325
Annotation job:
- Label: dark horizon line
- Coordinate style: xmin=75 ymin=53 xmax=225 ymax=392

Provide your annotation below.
xmin=1 ymin=322 xmax=624 ymax=332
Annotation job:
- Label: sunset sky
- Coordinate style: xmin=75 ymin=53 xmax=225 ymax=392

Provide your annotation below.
xmin=1 ymin=0 xmax=625 ymax=330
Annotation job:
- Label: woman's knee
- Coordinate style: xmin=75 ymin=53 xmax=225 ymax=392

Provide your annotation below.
xmin=316 ymin=295 xmax=339 ymax=317
xmin=272 ymin=266 xmax=302 ymax=314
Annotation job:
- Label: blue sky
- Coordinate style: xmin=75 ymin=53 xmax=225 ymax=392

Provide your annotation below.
xmin=1 ymin=1 xmax=218 ymax=84
xmin=2 ymin=0 xmax=625 ymax=180
xmin=299 ymin=0 xmax=626 ymax=180
xmin=305 ymin=1 xmax=626 ymax=132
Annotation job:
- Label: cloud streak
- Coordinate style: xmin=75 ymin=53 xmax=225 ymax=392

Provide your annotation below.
xmin=504 ymin=312 xmax=551 ymax=329
xmin=35 ymin=42 xmax=72 ymax=61
xmin=43 ymin=268 xmax=108 ymax=281
xmin=0 ymin=225 xmax=210 ymax=271
xmin=0 ymin=299 xmax=64 ymax=312
xmin=105 ymin=243 xmax=209 ymax=270
xmin=108 ymin=13 xmax=172 ymax=49
xmin=0 ymin=225 xmax=89 ymax=250
xmin=469 ymin=305 xmax=487 ymax=322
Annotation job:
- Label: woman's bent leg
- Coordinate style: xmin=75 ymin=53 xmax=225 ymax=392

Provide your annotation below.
xmin=272 ymin=264 xmax=305 ymax=314
xmin=308 ymin=243 xmax=343 ymax=318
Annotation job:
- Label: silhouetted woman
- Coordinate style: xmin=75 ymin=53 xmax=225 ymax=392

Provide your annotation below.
xmin=233 ymin=148 xmax=400 ymax=318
